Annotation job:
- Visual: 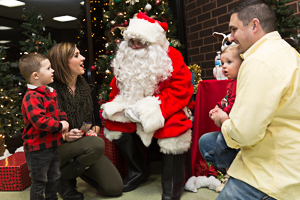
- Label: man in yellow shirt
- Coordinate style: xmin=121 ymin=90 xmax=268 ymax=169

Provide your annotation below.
xmin=211 ymin=0 xmax=300 ymax=199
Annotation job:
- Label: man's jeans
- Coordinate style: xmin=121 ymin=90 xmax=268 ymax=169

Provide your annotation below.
xmin=25 ymin=147 xmax=61 ymax=200
xmin=217 ymin=177 xmax=276 ymax=200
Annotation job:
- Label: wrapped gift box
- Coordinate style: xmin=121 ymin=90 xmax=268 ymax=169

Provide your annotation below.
xmin=0 ymin=152 xmax=31 ymax=191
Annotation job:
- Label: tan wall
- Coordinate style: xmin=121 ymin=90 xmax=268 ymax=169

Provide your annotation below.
xmin=185 ymin=0 xmax=300 ymax=79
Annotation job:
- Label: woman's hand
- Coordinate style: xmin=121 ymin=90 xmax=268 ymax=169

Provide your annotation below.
xmin=65 ymin=129 xmax=84 ymax=142
xmin=85 ymin=126 xmax=100 ymax=137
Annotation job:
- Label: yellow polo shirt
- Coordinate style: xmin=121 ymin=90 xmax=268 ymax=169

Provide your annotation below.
xmin=222 ymin=31 xmax=300 ymax=200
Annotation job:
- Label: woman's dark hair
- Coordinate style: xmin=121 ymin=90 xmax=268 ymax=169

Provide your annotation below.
xmin=47 ymin=42 xmax=76 ymax=84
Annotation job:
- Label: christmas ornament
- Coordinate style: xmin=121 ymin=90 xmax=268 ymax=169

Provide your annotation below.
xmin=126 ymin=0 xmax=139 ymax=5
xmin=145 ymin=3 xmax=152 ymax=11
xmin=91 ymin=66 xmax=96 ymax=71
xmin=37 ymin=15 xmax=43 ymax=21
xmin=117 ymin=12 xmax=123 ymax=17
xmin=115 ymin=38 xmax=121 ymax=44
xmin=124 ymin=21 xmax=128 ymax=26
xmin=105 ymin=69 xmax=111 ymax=74
xmin=106 ymin=50 xmax=110 ymax=55
xmin=156 ymin=0 xmax=161 ymax=5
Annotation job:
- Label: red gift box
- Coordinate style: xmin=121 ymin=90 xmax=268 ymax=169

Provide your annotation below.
xmin=0 ymin=152 xmax=31 ymax=191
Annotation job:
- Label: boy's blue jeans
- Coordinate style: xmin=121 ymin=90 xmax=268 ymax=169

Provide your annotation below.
xmin=25 ymin=147 xmax=61 ymax=200
xmin=198 ymin=131 xmax=238 ymax=174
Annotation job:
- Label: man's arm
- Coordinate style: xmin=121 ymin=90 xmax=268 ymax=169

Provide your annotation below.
xmin=221 ymin=59 xmax=285 ymax=148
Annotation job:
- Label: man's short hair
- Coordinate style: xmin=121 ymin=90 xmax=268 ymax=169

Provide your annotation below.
xmin=19 ymin=53 xmax=47 ymax=83
xmin=230 ymin=0 xmax=276 ymax=33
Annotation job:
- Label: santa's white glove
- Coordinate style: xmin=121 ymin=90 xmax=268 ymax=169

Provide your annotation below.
xmin=125 ymin=106 xmax=140 ymax=123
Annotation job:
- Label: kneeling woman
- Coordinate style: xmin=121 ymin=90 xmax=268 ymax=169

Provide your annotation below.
xmin=48 ymin=42 xmax=123 ymax=200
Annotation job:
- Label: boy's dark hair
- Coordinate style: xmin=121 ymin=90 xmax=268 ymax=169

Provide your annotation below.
xmin=19 ymin=53 xmax=47 ymax=82
xmin=230 ymin=0 xmax=276 ymax=33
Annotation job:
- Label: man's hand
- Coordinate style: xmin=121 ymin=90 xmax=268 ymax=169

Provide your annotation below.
xmin=211 ymin=109 xmax=229 ymax=127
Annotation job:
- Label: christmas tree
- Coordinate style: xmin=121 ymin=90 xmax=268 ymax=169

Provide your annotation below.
xmin=78 ymin=1 xmax=108 ymax=63
xmin=267 ymin=0 xmax=300 ymax=49
xmin=0 ymin=46 xmax=25 ymax=137
xmin=93 ymin=0 xmax=181 ymax=102
xmin=19 ymin=8 xmax=56 ymax=55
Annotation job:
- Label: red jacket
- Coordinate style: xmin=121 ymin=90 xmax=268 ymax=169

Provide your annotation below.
xmin=216 ymin=79 xmax=237 ymax=114
xmin=105 ymin=47 xmax=193 ymax=139
xmin=21 ymin=85 xmax=67 ymax=152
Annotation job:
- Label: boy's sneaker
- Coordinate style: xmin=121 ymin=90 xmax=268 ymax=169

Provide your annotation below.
xmin=216 ymin=174 xmax=230 ymax=193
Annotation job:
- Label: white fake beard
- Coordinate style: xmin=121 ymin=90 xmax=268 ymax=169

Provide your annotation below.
xmin=112 ymin=41 xmax=173 ymax=104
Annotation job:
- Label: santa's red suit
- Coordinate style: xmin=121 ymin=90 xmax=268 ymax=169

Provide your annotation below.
xmin=103 ymin=45 xmax=193 ymax=154
xmin=101 ymin=12 xmax=193 ymax=199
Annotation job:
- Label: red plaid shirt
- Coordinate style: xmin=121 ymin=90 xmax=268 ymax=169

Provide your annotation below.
xmin=21 ymin=84 xmax=67 ymax=152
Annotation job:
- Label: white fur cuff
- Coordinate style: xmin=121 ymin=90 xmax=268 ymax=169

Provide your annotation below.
xmin=102 ymin=95 xmax=131 ymax=123
xmin=158 ymin=129 xmax=192 ymax=154
xmin=133 ymin=96 xmax=164 ymax=133
xmin=104 ymin=128 xmax=122 ymax=141
xmin=136 ymin=123 xmax=154 ymax=147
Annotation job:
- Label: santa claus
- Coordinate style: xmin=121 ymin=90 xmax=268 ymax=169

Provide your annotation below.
xmin=102 ymin=12 xmax=193 ymax=200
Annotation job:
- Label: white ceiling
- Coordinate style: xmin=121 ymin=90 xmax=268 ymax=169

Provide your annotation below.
xmin=0 ymin=0 xmax=85 ymax=60
xmin=0 ymin=0 xmax=83 ymax=29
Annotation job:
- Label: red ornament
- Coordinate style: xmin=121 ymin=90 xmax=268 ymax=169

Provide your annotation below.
xmin=90 ymin=65 xmax=96 ymax=71
xmin=105 ymin=50 xmax=110 ymax=55
xmin=115 ymin=38 xmax=121 ymax=44
xmin=124 ymin=21 xmax=128 ymax=26
xmin=161 ymin=16 xmax=168 ymax=22
xmin=117 ymin=12 xmax=123 ymax=17
xmin=156 ymin=0 xmax=161 ymax=5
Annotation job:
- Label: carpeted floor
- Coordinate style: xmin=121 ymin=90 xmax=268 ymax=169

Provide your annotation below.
xmin=0 ymin=161 xmax=219 ymax=200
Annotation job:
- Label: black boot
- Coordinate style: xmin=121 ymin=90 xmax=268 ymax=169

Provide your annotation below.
xmin=114 ymin=132 xmax=151 ymax=192
xmin=161 ymin=153 xmax=185 ymax=200
xmin=58 ymin=157 xmax=89 ymax=200
xmin=58 ymin=178 xmax=84 ymax=200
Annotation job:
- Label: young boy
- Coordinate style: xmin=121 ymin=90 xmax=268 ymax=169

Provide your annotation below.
xmin=19 ymin=53 xmax=69 ymax=200
xmin=208 ymin=44 xmax=242 ymax=192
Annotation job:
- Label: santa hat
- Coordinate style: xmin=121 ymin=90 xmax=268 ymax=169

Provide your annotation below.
xmin=124 ymin=12 xmax=169 ymax=50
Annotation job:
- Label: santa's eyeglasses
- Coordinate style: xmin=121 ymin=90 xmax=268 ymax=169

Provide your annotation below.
xmin=128 ymin=39 xmax=149 ymax=49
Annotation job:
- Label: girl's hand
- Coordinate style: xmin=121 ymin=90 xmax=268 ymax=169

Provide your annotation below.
xmin=209 ymin=107 xmax=221 ymax=118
